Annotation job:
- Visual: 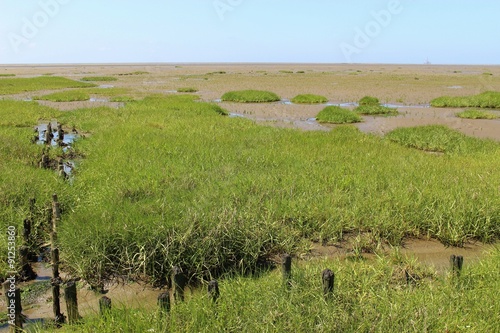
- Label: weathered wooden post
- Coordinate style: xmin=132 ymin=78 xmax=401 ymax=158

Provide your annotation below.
xmin=322 ymin=269 xmax=334 ymax=298
xmin=32 ymin=127 xmax=39 ymax=144
xmin=208 ymin=280 xmax=220 ymax=303
xmin=450 ymin=255 xmax=464 ymax=276
xmin=64 ymin=280 xmax=80 ymax=324
xmin=44 ymin=123 xmax=53 ymax=145
xmin=157 ymin=292 xmax=171 ymax=313
xmin=99 ymin=296 xmax=112 ymax=316
xmin=57 ymin=158 xmax=67 ymax=179
xmin=19 ymin=245 xmax=36 ymax=281
xmin=51 ymin=194 xmax=65 ymax=324
xmin=282 ymin=254 xmax=292 ymax=288
xmin=3 ymin=279 xmax=23 ymax=333
xmin=57 ymin=123 xmax=64 ymax=146
xmin=171 ymin=266 xmax=187 ymax=302
xmin=40 ymin=150 xmax=50 ymax=169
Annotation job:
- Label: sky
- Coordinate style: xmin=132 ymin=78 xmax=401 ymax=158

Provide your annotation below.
xmin=0 ymin=0 xmax=499 ymax=65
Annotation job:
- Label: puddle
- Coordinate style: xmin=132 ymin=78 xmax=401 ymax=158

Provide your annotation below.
xmin=35 ymin=121 xmax=76 ymax=148
xmin=447 ymin=85 xmax=463 ymax=89
xmin=89 ymin=97 xmax=109 ymax=102
xmin=281 ymin=99 xmax=293 ymax=105
xmin=98 ymin=85 xmax=114 ymax=89
xmin=229 ymin=113 xmax=245 ymax=118
xmin=213 ymin=98 xmax=222 ymax=103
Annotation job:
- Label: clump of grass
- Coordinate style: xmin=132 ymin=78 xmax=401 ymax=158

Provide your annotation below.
xmin=177 ymin=87 xmax=198 ymax=93
xmin=110 ymin=96 xmax=136 ymax=102
xmin=296 ymin=71 xmax=305 ymax=74
xmin=0 ymin=74 xmax=16 ymax=77
xmin=81 ymin=76 xmax=118 ymax=82
xmin=279 ymin=70 xmax=294 ymax=74
xmin=0 ymin=76 xmax=96 ymax=95
xmin=431 ymin=91 xmax=500 ymax=108
xmin=359 ymin=96 xmax=380 ymax=106
xmin=34 ymin=90 xmax=90 ymax=102
xmin=386 ymin=125 xmax=499 ymax=154
xmin=117 ymin=71 xmax=149 ymax=76
xmin=316 ymin=106 xmax=362 ymax=123
xmin=456 ymin=109 xmax=498 ymax=119
xmin=291 ymin=94 xmax=328 ymax=104
xmin=221 ymin=90 xmax=280 ymax=103
xmin=207 ymin=71 xmax=226 ymax=75
xmin=355 ymin=105 xmax=398 ymax=116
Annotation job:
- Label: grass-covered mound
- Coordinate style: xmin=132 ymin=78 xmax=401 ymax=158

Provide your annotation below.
xmin=355 ymin=105 xmax=398 ymax=116
xmin=431 ymin=91 xmax=500 ymax=108
xmin=456 ymin=109 xmax=498 ymax=119
xmin=359 ymin=95 xmax=380 ymax=106
xmin=177 ymin=87 xmax=198 ymax=93
xmin=386 ymin=125 xmax=499 ymax=154
xmin=291 ymin=94 xmax=328 ymax=104
xmin=0 ymin=74 xmax=16 ymax=77
xmin=81 ymin=76 xmax=118 ymax=82
xmin=1 ymin=96 xmax=499 ymax=287
xmin=221 ymin=90 xmax=280 ymax=103
xmin=0 ymin=76 xmax=96 ymax=95
xmin=316 ymin=106 xmax=362 ymax=123
xmin=34 ymin=90 xmax=90 ymax=102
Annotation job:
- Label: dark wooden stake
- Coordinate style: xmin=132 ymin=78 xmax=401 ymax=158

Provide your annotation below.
xmin=3 ymin=280 xmax=23 ymax=333
xmin=64 ymin=281 xmax=80 ymax=324
xmin=57 ymin=123 xmax=64 ymax=146
xmin=51 ymin=194 xmax=65 ymax=324
xmin=171 ymin=266 xmax=187 ymax=302
xmin=157 ymin=292 xmax=171 ymax=312
xmin=450 ymin=255 xmax=464 ymax=276
xmin=45 ymin=122 xmax=53 ymax=145
xmin=322 ymin=269 xmax=335 ymax=298
xmin=19 ymin=245 xmax=36 ymax=281
xmin=99 ymin=296 xmax=112 ymax=316
xmin=282 ymin=254 xmax=292 ymax=288
xmin=208 ymin=280 xmax=220 ymax=303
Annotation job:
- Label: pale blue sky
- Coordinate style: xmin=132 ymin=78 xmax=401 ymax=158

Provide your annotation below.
xmin=1 ymin=0 xmax=498 ymax=65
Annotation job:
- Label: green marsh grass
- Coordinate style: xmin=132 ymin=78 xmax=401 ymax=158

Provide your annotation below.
xmin=291 ymin=94 xmax=328 ymax=104
xmin=355 ymin=105 xmax=398 ymax=116
xmin=221 ymin=90 xmax=280 ymax=103
xmin=359 ymin=96 xmax=380 ymax=106
xmin=431 ymin=91 xmax=500 ymax=108
xmin=35 ymin=248 xmax=500 ymax=332
xmin=81 ymin=76 xmax=118 ymax=82
xmin=109 ymin=96 xmax=136 ymax=102
xmin=0 ymin=74 xmax=16 ymax=77
xmin=34 ymin=90 xmax=90 ymax=102
xmin=1 ymin=95 xmax=500 ymax=287
xmin=316 ymin=106 xmax=362 ymax=123
xmin=456 ymin=109 xmax=499 ymax=119
xmin=0 ymin=76 xmax=96 ymax=95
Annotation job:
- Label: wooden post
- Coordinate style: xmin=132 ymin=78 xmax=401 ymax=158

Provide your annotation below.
xmin=22 ymin=219 xmax=31 ymax=244
xmin=45 ymin=123 xmax=53 ymax=145
xmin=157 ymin=292 xmax=170 ymax=312
xmin=40 ymin=150 xmax=50 ymax=169
xmin=99 ymin=296 xmax=112 ymax=316
xmin=57 ymin=158 xmax=67 ymax=179
xmin=208 ymin=280 xmax=220 ymax=303
xmin=282 ymin=254 xmax=292 ymax=288
xmin=19 ymin=245 xmax=36 ymax=281
xmin=171 ymin=266 xmax=186 ymax=302
xmin=57 ymin=123 xmax=64 ymax=146
xmin=450 ymin=255 xmax=464 ymax=276
xmin=322 ymin=269 xmax=334 ymax=298
xmin=50 ymin=194 xmax=64 ymax=324
xmin=3 ymin=280 xmax=23 ymax=333
xmin=64 ymin=281 xmax=80 ymax=324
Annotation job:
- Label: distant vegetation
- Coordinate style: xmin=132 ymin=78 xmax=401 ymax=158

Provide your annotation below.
xmin=34 ymin=90 xmax=90 ymax=102
xmin=109 ymin=96 xmax=136 ymax=102
xmin=456 ymin=109 xmax=499 ymax=120
xmin=0 ymin=76 xmax=96 ymax=95
xmin=291 ymin=94 xmax=328 ymax=104
xmin=81 ymin=76 xmax=118 ymax=82
xmin=117 ymin=71 xmax=150 ymax=76
xmin=221 ymin=90 xmax=280 ymax=103
xmin=316 ymin=106 xmax=362 ymax=124
xmin=0 ymin=74 xmax=16 ymax=77
xmin=431 ymin=91 xmax=500 ymax=108
xmin=386 ymin=125 xmax=499 ymax=154
xmin=177 ymin=87 xmax=199 ymax=93
xmin=359 ymin=96 xmax=380 ymax=106
xmin=355 ymin=105 xmax=398 ymax=116
xmin=279 ymin=70 xmax=294 ymax=74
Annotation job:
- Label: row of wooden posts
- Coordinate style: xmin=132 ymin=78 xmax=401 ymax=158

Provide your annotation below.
xmin=3 ymin=194 xmax=465 ymax=332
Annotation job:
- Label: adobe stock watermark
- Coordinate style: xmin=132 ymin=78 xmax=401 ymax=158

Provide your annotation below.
xmin=340 ymin=0 xmax=403 ymax=63
xmin=6 ymin=226 xmax=17 ymax=326
xmin=213 ymin=0 xmax=243 ymax=21
xmin=8 ymin=0 xmax=72 ymax=54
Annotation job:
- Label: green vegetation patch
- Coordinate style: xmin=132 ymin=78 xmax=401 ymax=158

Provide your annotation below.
xmin=117 ymin=71 xmax=149 ymax=76
xmin=221 ymin=90 xmax=280 ymax=103
xmin=386 ymin=125 xmax=499 ymax=154
xmin=0 ymin=76 xmax=96 ymax=95
xmin=0 ymin=74 xmax=16 ymax=77
xmin=456 ymin=109 xmax=499 ymax=119
xmin=34 ymin=90 xmax=90 ymax=102
xmin=355 ymin=105 xmax=398 ymax=116
xmin=177 ymin=87 xmax=199 ymax=93
xmin=359 ymin=96 xmax=380 ymax=106
xmin=291 ymin=94 xmax=328 ymax=104
xmin=316 ymin=106 xmax=362 ymax=123
xmin=81 ymin=76 xmax=118 ymax=82
xmin=431 ymin=91 xmax=500 ymax=108
xmin=109 ymin=96 xmax=136 ymax=102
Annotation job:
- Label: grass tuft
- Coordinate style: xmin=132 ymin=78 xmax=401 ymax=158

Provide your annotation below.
xmin=177 ymin=87 xmax=198 ymax=93
xmin=355 ymin=105 xmax=398 ymax=116
xmin=34 ymin=90 xmax=90 ymax=102
xmin=431 ymin=91 xmax=500 ymax=108
xmin=456 ymin=109 xmax=499 ymax=119
xmin=359 ymin=96 xmax=380 ymax=106
xmin=316 ymin=106 xmax=362 ymax=123
xmin=0 ymin=76 xmax=96 ymax=95
xmin=221 ymin=90 xmax=280 ymax=103
xmin=0 ymin=74 xmax=16 ymax=77
xmin=81 ymin=76 xmax=118 ymax=82
xmin=291 ymin=94 xmax=328 ymax=104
